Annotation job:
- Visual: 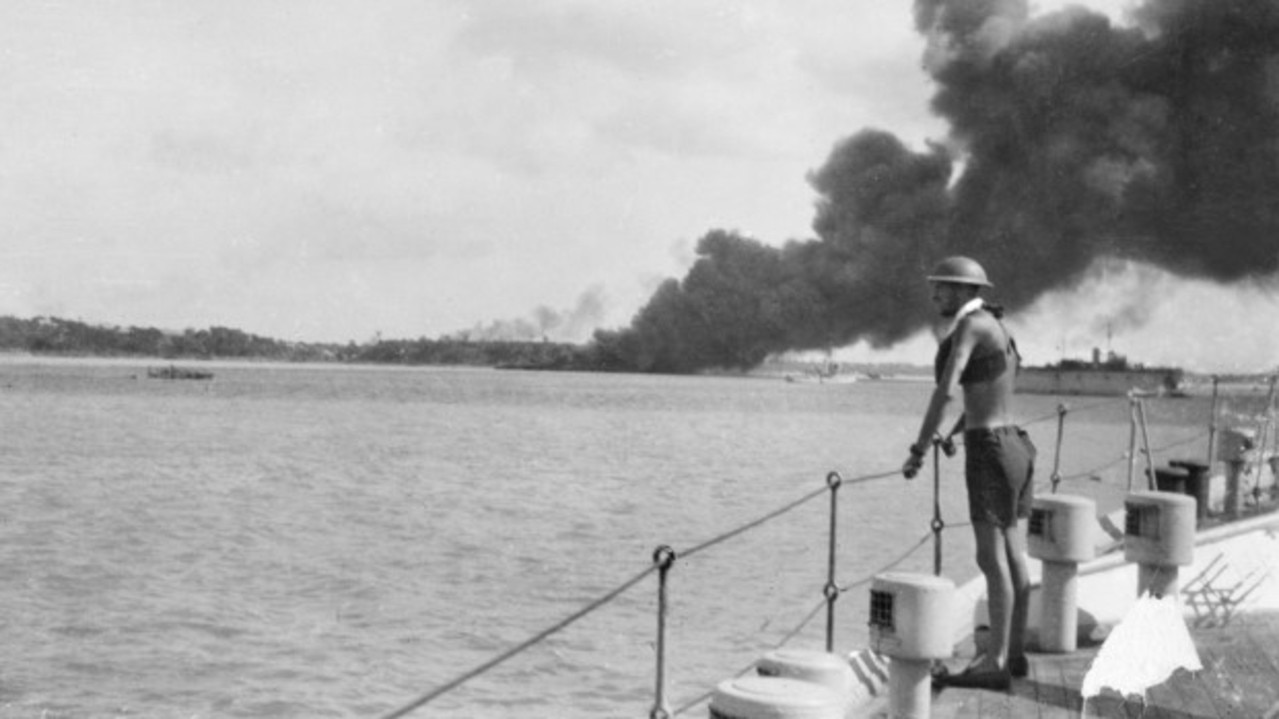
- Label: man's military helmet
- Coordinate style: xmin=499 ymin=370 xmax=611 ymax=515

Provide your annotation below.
xmin=926 ymin=256 xmax=992 ymax=288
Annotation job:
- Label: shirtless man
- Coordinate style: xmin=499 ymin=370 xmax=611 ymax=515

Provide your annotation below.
xmin=902 ymin=256 xmax=1036 ymax=690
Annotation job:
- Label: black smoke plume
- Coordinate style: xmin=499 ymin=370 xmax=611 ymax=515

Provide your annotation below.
xmin=593 ymin=0 xmax=1279 ymax=373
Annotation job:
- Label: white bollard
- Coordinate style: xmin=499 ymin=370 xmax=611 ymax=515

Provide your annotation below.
xmin=1027 ymin=494 xmax=1096 ymax=653
xmin=755 ymin=648 xmax=859 ymax=709
xmin=869 ymin=573 xmax=955 ymax=719
xmin=708 ymin=675 xmax=844 ymax=719
xmin=1124 ymin=491 xmax=1196 ymax=599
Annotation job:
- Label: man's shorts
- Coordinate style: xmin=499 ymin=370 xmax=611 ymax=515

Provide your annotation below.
xmin=963 ymin=426 xmax=1036 ymax=528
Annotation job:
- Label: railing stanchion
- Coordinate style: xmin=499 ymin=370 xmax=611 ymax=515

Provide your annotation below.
xmin=1051 ymin=403 xmax=1068 ymax=493
xmin=931 ymin=439 xmax=944 ymax=576
xmin=1127 ymin=396 xmax=1139 ymax=491
xmin=1207 ymin=375 xmax=1220 ymax=468
xmin=824 ymin=471 xmax=843 ymax=652
xmin=1253 ymin=376 xmax=1278 ymax=490
xmin=1137 ymin=398 xmax=1155 ymax=490
xmin=650 ymin=546 xmax=676 ymax=719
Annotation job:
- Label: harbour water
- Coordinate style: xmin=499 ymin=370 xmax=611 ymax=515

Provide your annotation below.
xmin=0 ymin=359 xmax=1221 ymax=718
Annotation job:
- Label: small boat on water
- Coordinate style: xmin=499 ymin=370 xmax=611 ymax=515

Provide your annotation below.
xmin=146 ymin=365 xmax=214 ymax=380
xmin=782 ymin=353 xmax=860 ymax=384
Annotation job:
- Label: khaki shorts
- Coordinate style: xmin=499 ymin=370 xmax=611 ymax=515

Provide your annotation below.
xmin=963 ymin=426 xmax=1036 ymax=528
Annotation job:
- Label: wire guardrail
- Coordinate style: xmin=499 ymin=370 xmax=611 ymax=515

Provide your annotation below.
xmin=668 ymin=529 xmax=935 ymax=717
xmin=377 ymin=466 xmax=903 ymax=719
xmin=677 ymin=469 xmax=900 ymax=561
xmin=380 ymin=563 xmax=660 ymax=719
xmin=379 ymin=381 xmax=1274 ymax=719
xmin=1049 ymin=429 xmax=1211 ymax=487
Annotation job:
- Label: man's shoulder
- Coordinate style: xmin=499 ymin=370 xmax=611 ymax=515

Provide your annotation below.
xmin=955 ymin=310 xmax=1005 ymax=341
xmin=955 ymin=309 xmax=999 ymax=331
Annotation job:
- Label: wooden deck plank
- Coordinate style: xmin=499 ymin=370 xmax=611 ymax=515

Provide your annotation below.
xmin=1012 ymin=654 xmax=1077 ymax=719
xmin=1194 ymin=616 xmax=1279 ymax=718
xmin=1028 ymin=655 xmax=1069 ymax=716
xmin=1046 ymin=655 xmax=1083 ymax=719
xmin=1246 ymin=612 xmax=1279 ymax=671
xmin=1057 ymin=651 xmax=1094 ymax=716
xmin=984 ymin=676 xmax=1014 ymax=719
xmin=887 ymin=611 xmax=1279 ymax=719
xmin=1162 ymin=664 xmax=1223 ymax=719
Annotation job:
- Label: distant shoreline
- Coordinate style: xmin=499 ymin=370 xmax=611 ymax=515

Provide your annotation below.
xmin=1 ymin=349 xmax=1273 ymax=387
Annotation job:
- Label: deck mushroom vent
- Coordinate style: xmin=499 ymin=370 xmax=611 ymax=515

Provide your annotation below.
xmin=869 ymin=572 xmax=955 ymax=719
xmin=1124 ymin=491 xmax=1196 ymax=599
xmin=1028 ymin=494 xmax=1096 ymax=653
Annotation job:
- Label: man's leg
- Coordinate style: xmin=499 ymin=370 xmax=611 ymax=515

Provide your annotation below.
xmin=1004 ymin=519 xmax=1031 ymax=666
xmin=972 ymin=520 xmax=1013 ymax=670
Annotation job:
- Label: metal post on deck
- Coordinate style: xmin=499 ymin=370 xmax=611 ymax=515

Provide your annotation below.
xmin=824 ymin=471 xmax=842 ymax=653
xmin=1137 ymin=399 xmax=1155 ymax=491
xmin=1127 ymin=397 xmax=1139 ymax=491
xmin=1051 ymin=403 xmax=1068 ymax=493
xmin=1207 ymin=375 xmax=1220 ymax=468
xmin=1265 ymin=378 xmax=1279 ymax=500
xmin=1254 ymin=376 xmax=1278 ymax=490
xmin=931 ymin=438 xmax=945 ymax=576
xmin=650 ymin=545 xmax=676 ymax=719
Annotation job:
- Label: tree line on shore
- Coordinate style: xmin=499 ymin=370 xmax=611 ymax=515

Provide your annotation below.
xmin=0 ymin=315 xmax=613 ymax=370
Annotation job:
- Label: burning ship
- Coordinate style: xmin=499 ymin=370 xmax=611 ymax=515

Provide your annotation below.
xmin=1019 ymin=347 xmax=1184 ymax=397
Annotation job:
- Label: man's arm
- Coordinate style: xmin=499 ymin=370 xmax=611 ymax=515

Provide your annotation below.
xmin=903 ymin=321 xmax=977 ymax=478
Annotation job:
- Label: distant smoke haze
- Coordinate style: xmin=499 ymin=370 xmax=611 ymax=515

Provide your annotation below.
xmin=591 ymin=0 xmax=1279 ymax=373
xmin=458 ymin=285 xmax=607 ymax=343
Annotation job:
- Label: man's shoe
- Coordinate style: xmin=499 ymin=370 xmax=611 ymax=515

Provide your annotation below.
xmin=1008 ymin=655 xmax=1029 ymax=678
xmin=935 ymin=667 xmax=1011 ymax=691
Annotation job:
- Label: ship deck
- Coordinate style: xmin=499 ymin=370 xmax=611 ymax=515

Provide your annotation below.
xmin=915 ymin=609 xmax=1279 ymax=718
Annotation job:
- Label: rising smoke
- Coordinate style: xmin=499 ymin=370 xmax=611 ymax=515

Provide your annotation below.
xmin=595 ymin=0 xmax=1279 ymax=373
xmin=459 ymin=285 xmax=608 ymax=343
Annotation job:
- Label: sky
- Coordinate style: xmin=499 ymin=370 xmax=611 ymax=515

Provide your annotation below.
xmin=2 ymin=0 xmax=1276 ymax=372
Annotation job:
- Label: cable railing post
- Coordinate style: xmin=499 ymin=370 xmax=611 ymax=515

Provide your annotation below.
xmin=1137 ymin=398 xmax=1155 ymax=490
xmin=1266 ymin=376 xmax=1279 ymax=484
xmin=931 ymin=438 xmax=945 ymax=576
xmin=1207 ymin=375 xmax=1220 ymax=468
xmin=650 ymin=545 xmax=676 ymax=719
xmin=1253 ymin=376 xmax=1278 ymax=494
xmin=1127 ymin=396 xmax=1139 ymax=491
xmin=1050 ymin=403 xmax=1068 ymax=493
xmin=824 ymin=471 xmax=842 ymax=652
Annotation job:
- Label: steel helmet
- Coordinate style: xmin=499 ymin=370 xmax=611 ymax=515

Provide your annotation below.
xmin=926 ymin=256 xmax=992 ymax=288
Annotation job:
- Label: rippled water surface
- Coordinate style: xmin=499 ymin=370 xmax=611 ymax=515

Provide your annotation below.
xmin=0 ymin=359 xmax=1219 ymax=718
